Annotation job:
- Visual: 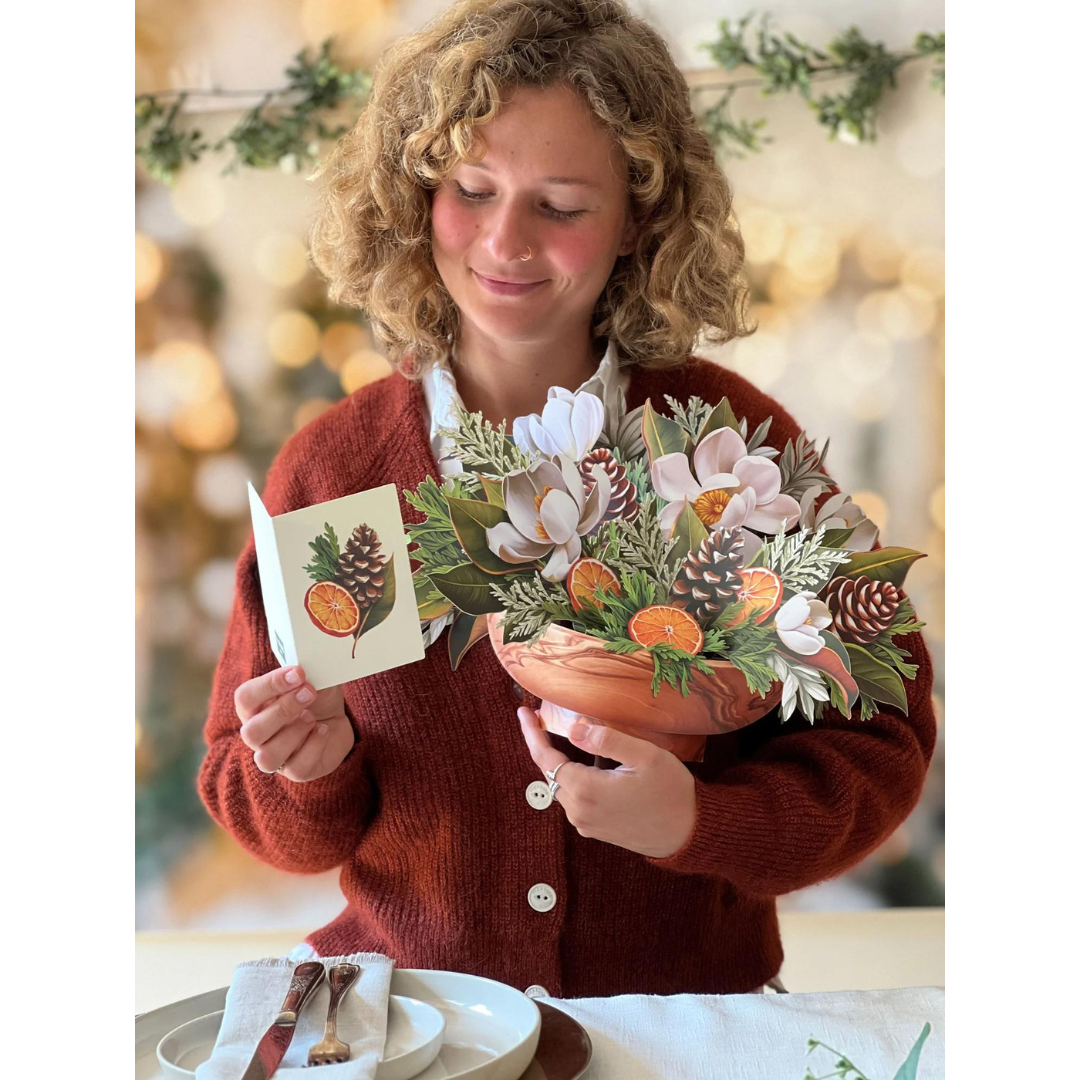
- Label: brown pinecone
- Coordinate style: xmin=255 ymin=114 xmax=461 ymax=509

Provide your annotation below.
xmin=578 ymin=447 xmax=639 ymax=531
xmin=336 ymin=523 xmax=388 ymax=611
xmin=669 ymin=527 xmax=744 ymax=624
xmin=821 ymin=575 xmax=899 ymax=644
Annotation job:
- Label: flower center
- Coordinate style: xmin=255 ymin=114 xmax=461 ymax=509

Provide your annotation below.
xmin=693 ymin=488 xmax=732 ymax=526
xmin=534 ymin=485 xmax=554 ymax=542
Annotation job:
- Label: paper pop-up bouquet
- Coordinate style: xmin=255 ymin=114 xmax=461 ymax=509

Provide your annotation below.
xmin=406 ymin=382 xmax=926 ymax=761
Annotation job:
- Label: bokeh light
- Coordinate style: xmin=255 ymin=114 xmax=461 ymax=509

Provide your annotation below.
xmin=838 ymin=332 xmax=893 ymax=386
xmin=268 ymin=310 xmax=321 ymax=368
xmin=254 ymin=233 xmax=310 ymax=288
xmin=135 ymin=233 xmax=165 ymax=302
xmin=169 ymin=169 xmax=226 ymax=228
xmin=856 ymin=288 xmax=935 ymax=341
xmin=340 ymin=348 xmax=393 ymax=394
xmin=729 ymin=333 xmax=789 ymax=390
xmin=895 ymin=115 xmax=946 ymax=180
xmin=194 ymin=454 xmax=254 ymax=517
xmin=851 ymin=489 xmax=889 ymax=535
xmin=901 ymin=247 xmax=945 ymax=300
xmin=782 ymin=222 xmax=841 ymax=288
xmin=929 ymin=484 xmax=945 ymax=531
xmin=739 ymin=205 xmax=787 ymax=265
xmin=294 ymin=397 xmax=335 ymax=431
xmin=856 ymin=226 xmax=904 ymax=283
xmin=320 ymin=321 xmax=372 ymax=373
xmin=172 ymin=393 xmax=239 ymax=451
xmin=194 ymin=558 xmax=239 ymax=620
xmin=137 ymin=340 xmax=224 ymax=426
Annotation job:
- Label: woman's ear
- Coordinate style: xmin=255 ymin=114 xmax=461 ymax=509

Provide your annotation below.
xmin=618 ymin=218 xmax=641 ymax=257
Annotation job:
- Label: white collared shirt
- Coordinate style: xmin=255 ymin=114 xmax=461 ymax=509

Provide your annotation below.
xmin=420 ymin=337 xmax=628 ymax=481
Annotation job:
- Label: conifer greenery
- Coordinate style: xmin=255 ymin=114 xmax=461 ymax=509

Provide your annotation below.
xmin=135 ymin=16 xmax=944 ymax=183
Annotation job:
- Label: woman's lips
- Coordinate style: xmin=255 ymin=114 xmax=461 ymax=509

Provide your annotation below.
xmin=473 ymin=270 xmax=548 ymax=296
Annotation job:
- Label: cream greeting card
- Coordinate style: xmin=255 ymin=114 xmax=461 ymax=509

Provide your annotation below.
xmin=247 ymin=482 xmax=425 ymax=690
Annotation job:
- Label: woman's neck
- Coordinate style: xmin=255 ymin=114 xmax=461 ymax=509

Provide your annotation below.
xmin=449 ymin=330 xmax=607 ymax=428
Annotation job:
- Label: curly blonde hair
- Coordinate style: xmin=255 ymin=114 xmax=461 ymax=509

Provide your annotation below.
xmin=308 ymin=0 xmax=755 ymax=378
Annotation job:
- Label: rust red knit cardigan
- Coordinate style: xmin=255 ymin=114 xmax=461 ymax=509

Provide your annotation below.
xmin=197 ymin=356 xmax=936 ymax=997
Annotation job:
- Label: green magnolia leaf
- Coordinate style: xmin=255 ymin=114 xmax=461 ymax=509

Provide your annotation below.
xmin=696 ymin=397 xmax=741 ymax=445
xmin=448 ymin=611 xmax=490 ymax=671
xmin=820 ymin=526 xmax=855 ymax=549
xmin=445 ymin=495 xmax=523 ymax=575
xmin=428 ymin=562 xmax=506 ymax=616
xmin=846 ymin=641 xmax=910 ymax=714
xmin=357 ymin=554 xmax=397 ymax=639
xmin=479 ymin=476 xmax=506 ymax=508
xmin=837 ymin=547 xmax=926 ymax=587
xmin=892 ymin=1022 xmax=932 ymax=1080
xmin=669 ymin=501 xmax=709 ymax=565
xmin=819 ymin=629 xmax=851 ymax=671
xmin=414 ymin=572 xmax=453 ymax=620
xmin=641 ymin=398 xmax=689 ymax=465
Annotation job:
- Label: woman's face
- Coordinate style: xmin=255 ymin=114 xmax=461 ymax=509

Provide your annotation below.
xmin=430 ymin=84 xmax=640 ymax=347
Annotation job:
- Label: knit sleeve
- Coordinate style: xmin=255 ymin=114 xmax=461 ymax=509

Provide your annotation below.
xmin=197 ymin=426 xmax=376 ymax=874
xmin=644 ymin=363 xmax=938 ymax=894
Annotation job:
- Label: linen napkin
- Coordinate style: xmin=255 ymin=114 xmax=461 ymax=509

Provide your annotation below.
xmin=196 ymin=952 xmax=395 ymax=1080
xmin=536 ymin=985 xmax=944 ymax=1080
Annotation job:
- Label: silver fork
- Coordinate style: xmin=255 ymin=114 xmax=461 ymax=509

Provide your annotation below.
xmin=307 ymin=963 xmax=362 ymax=1067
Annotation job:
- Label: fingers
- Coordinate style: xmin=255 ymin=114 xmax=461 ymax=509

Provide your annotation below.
xmin=240 ymin=685 xmax=317 ymax=750
xmin=517 ymin=708 xmax=586 ymax=798
xmin=278 ymin=720 xmax=332 ymax=780
xmin=251 ymin=715 xmax=315 ymax=773
xmin=234 ymin=665 xmax=307 ymax=722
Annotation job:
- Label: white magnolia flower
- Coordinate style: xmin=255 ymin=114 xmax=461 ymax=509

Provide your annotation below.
xmin=774 ymin=592 xmax=833 ymax=656
xmin=486 ymin=454 xmax=611 ymax=581
xmin=799 ymin=483 xmax=879 ymax=551
xmin=512 ymin=388 xmax=605 ymax=463
xmin=651 ymin=426 xmax=801 ymax=557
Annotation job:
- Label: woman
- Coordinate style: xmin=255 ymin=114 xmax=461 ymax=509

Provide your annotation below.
xmin=199 ymin=0 xmax=936 ymax=998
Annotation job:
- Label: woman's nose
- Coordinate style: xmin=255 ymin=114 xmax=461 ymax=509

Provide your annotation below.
xmin=481 ymin=202 xmax=535 ymax=265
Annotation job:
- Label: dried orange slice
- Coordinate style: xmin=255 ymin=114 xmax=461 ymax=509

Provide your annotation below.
xmin=304 ymin=580 xmax=361 ymax=637
xmin=628 ymin=605 xmax=705 ymax=655
xmin=725 ymin=567 xmax=783 ymax=627
xmin=567 ymin=557 xmax=621 ymax=612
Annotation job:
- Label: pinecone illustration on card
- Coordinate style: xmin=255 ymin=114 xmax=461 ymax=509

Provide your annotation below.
xmin=247 ymin=481 xmax=424 ymax=691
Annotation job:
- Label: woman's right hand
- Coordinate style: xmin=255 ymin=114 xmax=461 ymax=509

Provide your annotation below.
xmin=235 ymin=666 xmax=355 ymax=782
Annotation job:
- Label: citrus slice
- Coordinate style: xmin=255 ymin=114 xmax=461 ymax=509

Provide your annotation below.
xmin=628 ymin=605 xmax=705 ymax=655
xmin=304 ymin=580 xmax=361 ymax=637
xmin=725 ymin=567 xmax=783 ymax=627
xmin=567 ymin=557 xmax=621 ymax=612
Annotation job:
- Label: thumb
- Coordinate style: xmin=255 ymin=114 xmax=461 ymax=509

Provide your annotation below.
xmin=567 ymin=719 xmax=656 ymax=767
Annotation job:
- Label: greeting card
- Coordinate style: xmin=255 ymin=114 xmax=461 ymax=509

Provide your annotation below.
xmin=247 ymin=481 xmax=425 ymax=690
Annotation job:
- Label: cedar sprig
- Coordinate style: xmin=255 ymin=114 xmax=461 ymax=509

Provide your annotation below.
xmin=664 ymin=394 xmax=713 ymax=442
xmin=438 ymin=404 xmax=534 ymax=478
xmin=861 ymin=596 xmax=927 ymax=679
xmin=489 ymin=572 xmax=576 ymax=645
xmin=405 ymin=475 xmax=474 ymax=575
xmin=303 ymin=523 xmax=341 ymax=582
xmin=753 ymin=525 xmax=850 ymax=593
xmin=611 ymin=497 xmax=680 ymax=594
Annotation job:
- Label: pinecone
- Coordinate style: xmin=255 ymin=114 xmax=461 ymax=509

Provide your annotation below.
xmin=578 ymin=447 xmax=639 ymax=529
xmin=669 ymin=527 xmax=744 ymax=624
xmin=336 ymin=523 xmax=388 ymax=611
xmin=821 ymin=575 xmax=899 ymax=645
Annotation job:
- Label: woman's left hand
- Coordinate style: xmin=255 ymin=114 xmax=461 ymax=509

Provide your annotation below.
xmin=517 ymin=706 xmax=697 ymax=859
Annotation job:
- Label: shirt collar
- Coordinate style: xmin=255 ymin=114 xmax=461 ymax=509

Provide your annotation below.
xmin=421 ymin=337 xmax=625 ymax=444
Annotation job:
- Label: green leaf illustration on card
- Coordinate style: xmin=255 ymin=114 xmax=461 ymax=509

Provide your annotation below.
xmin=641 ymin=398 xmax=689 ymax=464
xmin=669 ymin=500 xmax=709 ymax=564
xmin=445 ymin=494 xmax=524 ymax=575
xmin=892 ymin=1022 xmax=932 ymax=1080
xmin=352 ymin=553 xmax=396 ymax=656
xmin=414 ymin=572 xmax=454 ymax=620
xmin=837 ymin=547 xmax=926 ymax=587
xmin=428 ymin=562 xmax=505 ymax=615
xmin=846 ymin=641 xmax=909 ymax=714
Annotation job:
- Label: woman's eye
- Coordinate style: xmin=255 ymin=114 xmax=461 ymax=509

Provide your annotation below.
xmin=452 ymin=182 xmax=584 ymax=220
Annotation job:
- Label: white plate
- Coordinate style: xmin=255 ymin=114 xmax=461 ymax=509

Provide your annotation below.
xmin=155 ymin=995 xmax=444 ymax=1080
xmin=136 ymin=969 xmax=541 ymax=1080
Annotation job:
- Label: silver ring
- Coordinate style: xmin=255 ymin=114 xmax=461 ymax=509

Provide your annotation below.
xmin=545 ymin=761 xmax=567 ymax=783
xmin=548 ymin=780 xmax=560 ymax=798
xmin=519 ymin=246 xmax=533 ymax=261
xmin=276 ymin=763 xmax=287 ymax=773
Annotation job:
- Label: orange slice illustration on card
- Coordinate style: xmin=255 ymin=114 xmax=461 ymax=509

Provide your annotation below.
xmin=304 ymin=581 xmax=362 ymax=637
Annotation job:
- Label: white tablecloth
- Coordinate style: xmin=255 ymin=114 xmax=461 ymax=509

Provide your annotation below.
xmin=546 ymin=985 xmax=944 ymax=1080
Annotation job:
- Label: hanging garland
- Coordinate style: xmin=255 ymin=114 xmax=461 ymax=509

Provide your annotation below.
xmin=134 ymin=14 xmax=944 ymax=184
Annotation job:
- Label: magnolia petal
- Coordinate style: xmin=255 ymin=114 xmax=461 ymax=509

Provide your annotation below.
xmin=578 ymin=465 xmax=612 ymax=535
xmin=778 ymin=626 xmax=825 ymax=656
xmin=512 ymin=415 xmax=538 ymax=456
xmin=659 ymin=498 xmax=686 ymax=536
xmin=548 ymin=386 xmax=575 ymax=403
xmin=775 ymin=594 xmax=810 ymax=632
xmin=505 ymin=470 xmax=541 ymax=536
xmin=744 ymin=492 xmax=801 ymax=534
xmin=737 ymin=528 xmax=763 ymax=560
xmin=529 ymin=458 xmax=567 ymax=496
xmin=719 ymin=489 xmax=755 ymax=529
xmin=539 ymin=487 xmax=579 ymax=545
xmin=733 ymin=455 xmax=782 ymax=504
xmin=651 ymin=453 xmax=701 ymax=503
xmin=486 ymin=521 xmax=550 ymax=562
xmin=527 ymin=415 xmax=560 ymax=458
xmin=807 ymin=599 xmax=832 ymax=629
xmin=697 ymin=471 xmax=741 ymax=491
xmin=540 ymin=398 xmax=575 ymax=456
xmin=542 ymin=535 xmax=581 ymax=582
xmin=555 ymin=452 xmax=585 ymax=509
xmin=800 ymin=483 xmax=827 ymax=523
xmin=570 ymin=392 xmax=604 ymax=460
xmin=849 ymin=519 xmax=880 ymax=551
xmin=818 ymin=491 xmax=849 ymax=522
xmin=694 ymin=426 xmax=747 ymax=481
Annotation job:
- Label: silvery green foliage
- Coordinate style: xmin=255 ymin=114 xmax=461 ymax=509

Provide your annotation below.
xmin=757 ymin=526 xmax=850 ymax=593
xmin=664 ymin=395 xmax=713 ymax=442
xmin=778 ymin=432 xmax=833 ymax=499
xmin=439 ymin=404 xmax=534 ymax=477
xmin=489 ymin=573 xmax=575 ymax=645
xmin=768 ymin=652 xmax=830 ymax=722
xmin=597 ymin=384 xmax=646 ymax=462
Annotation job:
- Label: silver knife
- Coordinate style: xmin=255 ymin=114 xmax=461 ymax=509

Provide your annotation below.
xmin=240 ymin=960 xmax=326 ymax=1080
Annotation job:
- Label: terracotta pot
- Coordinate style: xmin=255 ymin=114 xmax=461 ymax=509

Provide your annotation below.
xmin=487 ymin=614 xmax=782 ymax=762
